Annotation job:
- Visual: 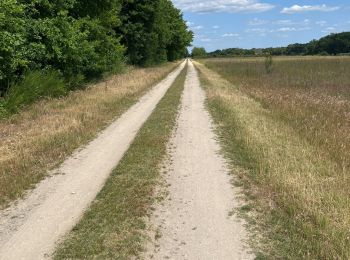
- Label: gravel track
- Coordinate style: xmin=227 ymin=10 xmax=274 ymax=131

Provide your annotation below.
xmin=147 ymin=61 xmax=252 ymax=260
xmin=0 ymin=61 xmax=186 ymax=260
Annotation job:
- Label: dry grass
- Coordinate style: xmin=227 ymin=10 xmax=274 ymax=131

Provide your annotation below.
xmin=54 ymin=63 xmax=188 ymax=260
xmin=203 ymin=56 xmax=350 ymax=177
xmin=195 ymin=59 xmax=350 ymax=259
xmin=0 ymin=62 xmax=180 ymax=208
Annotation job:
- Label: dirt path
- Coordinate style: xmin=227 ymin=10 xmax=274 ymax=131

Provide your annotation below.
xmin=147 ymin=61 xmax=252 ymax=259
xmin=0 ymin=61 xmax=186 ymax=260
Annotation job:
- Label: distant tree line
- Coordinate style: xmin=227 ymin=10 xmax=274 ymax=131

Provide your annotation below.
xmin=193 ymin=32 xmax=350 ymax=58
xmin=0 ymin=0 xmax=193 ymax=97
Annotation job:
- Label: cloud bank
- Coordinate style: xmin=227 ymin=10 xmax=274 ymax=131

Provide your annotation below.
xmin=281 ymin=4 xmax=340 ymax=14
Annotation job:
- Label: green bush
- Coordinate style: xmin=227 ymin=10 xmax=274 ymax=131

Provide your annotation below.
xmin=0 ymin=0 xmax=192 ymax=111
xmin=265 ymin=53 xmax=273 ymax=74
xmin=4 ymin=70 xmax=66 ymax=113
xmin=0 ymin=99 xmax=7 ymax=118
xmin=0 ymin=0 xmax=27 ymax=95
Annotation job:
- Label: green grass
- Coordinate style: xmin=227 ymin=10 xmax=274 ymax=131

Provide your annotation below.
xmin=1 ymin=70 xmax=67 ymax=116
xmin=195 ymin=60 xmax=350 ymax=259
xmin=54 ymin=64 xmax=187 ymax=259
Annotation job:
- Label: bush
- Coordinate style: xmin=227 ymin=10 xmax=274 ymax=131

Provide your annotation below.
xmin=265 ymin=53 xmax=273 ymax=74
xmin=4 ymin=70 xmax=66 ymax=113
xmin=0 ymin=99 xmax=7 ymax=118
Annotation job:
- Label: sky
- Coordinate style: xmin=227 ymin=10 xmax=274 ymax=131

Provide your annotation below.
xmin=171 ymin=0 xmax=350 ymax=51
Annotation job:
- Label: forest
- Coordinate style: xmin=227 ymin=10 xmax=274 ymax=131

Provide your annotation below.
xmin=0 ymin=0 xmax=193 ymax=114
xmin=194 ymin=32 xmax=350 ymax=58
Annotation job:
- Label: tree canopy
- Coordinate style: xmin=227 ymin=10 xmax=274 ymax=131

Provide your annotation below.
xmin=191 ymin=47 xmax=207 ymax=58
xmin=203 ymin=32 xmax=350 ymax=58
xmin=0 ymin=0 xmax=193 ymax=95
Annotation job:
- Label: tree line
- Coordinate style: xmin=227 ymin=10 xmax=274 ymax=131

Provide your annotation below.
xmin=193 ymin=32 xmax=350 ymax=58
xmin=0 ymin=0 xmax=193 ymax=98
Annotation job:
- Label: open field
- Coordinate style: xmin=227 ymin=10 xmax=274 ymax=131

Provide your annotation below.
xmin=196 ymin=57 xmax=350 ymax=259
xmin=0 ymin=62 xmax=179 ymax=208
xmin=202 ymin=56 xmax=350 ymax=181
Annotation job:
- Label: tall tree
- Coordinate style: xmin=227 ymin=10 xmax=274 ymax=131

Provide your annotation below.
xmin=0 ymin=0 xmax=27 ymax=95
xmin=118 ymin=0 xmax=192 ymax=66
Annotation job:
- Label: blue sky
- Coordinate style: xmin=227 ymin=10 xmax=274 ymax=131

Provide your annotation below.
xmin=171 ymin=0 xmax=350 ymax=51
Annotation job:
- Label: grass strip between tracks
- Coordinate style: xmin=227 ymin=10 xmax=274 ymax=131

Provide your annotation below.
xmin=54 ymin=64 xmax=188 ymax=259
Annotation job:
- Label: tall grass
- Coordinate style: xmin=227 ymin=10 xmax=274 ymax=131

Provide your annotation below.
xmin=203 ymin=56 xmax=350 ymax=174
xmin=0 ymin=62 xmax=180 ymax=208
xmin=195 ymin=57 xmax=350 ymax=259
xmin=3 ymin=70 xmax=67 ymax=115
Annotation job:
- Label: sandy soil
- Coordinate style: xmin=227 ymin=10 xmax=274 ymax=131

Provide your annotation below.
xmin=0 ymin=61 xmax=186 ymax=260
xmin=146 ymin=61 xmax=253 ymax=260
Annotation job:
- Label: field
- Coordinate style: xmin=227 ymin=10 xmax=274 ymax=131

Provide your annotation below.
xmin=196 ymin=56 xmax=350 ymax=259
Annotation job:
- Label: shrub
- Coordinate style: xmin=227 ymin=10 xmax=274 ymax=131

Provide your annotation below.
xmin=0 ymin=99 xmax=7 ymax=118
xmin=4 ymin=70 xmax=66 ymax=113
xmin=264 ymin=53 xmax=273 ymax=74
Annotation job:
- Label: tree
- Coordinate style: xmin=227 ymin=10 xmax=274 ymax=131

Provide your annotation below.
xmin=0 ymin=0 xmax=192 ymax=98
xmin=0 ymin=0 xmax=27 ymax=95
xmin=191 ymin=47 xmax=207 ymax=58
xmin=118 ymin=0 xmax=192 ymax=66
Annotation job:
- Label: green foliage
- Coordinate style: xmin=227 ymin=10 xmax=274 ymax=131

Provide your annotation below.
xmin=0 ymin=0 xmax=28 ymax=94
xmin=309 ymin=32 xmax=350 ymax=55
xmin=264 ymin=53 xmax=273 ymax=74
xmin=191 ymin=47 xmax=207 ymax=58
xmin=0 ymin=0 xmax=192 ymax=113
xmin=0 ymin=99 xmax=7 ymax=118
xmin=4 ymin=70 xmax=66 ymax=113
xmin=205 ymin=32 xmax=350 ymax=58
xmin=119 ymin=0 xmax=193 ymax=66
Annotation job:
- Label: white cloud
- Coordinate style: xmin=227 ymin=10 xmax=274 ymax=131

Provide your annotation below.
xmin=172 ymin=0 xmax=274 ymax=13
xmin=246 ymin=28 xmax=273 ymax=33
xmin=276 ymin=19 xmax=310 ymax=25
xmin=316 ymin=21 xmax=327 ymax=27
xmin=281 ymin=4 xmax=340 ymax=14
xmin=277 ymin=27 xmax=310 ymax=32
xmin=186 ymin=21 xmax=194 ymax=26
xmin=192 ymin=25 xmax=203 ymax=30
xmin=248 ymin=18 xmax=268 ymax=26
xmin=277 ymin=27 xmax=297 ymax=32
xmin=222 ymin=33 xmax=240 ymax=37
xmin=212 ymin=25 xmax=220 ymax=29
xmin=200 ymin=38 xmax=212 ymax=42
xmin=323 ymin=26 xmax=336 ymax=32
xmin=274 ymin=19 xmax=293 ymax=25
xmin=245 ymin=28 xmax=274 ymax=36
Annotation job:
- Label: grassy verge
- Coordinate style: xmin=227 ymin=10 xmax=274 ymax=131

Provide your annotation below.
xmin=195 ymin=61 xmax=350 ymax=259
xmin=54 ymin=63 xmax=187 ymax=259
xmin=0 ymin=62 xmax=180 ymax=208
